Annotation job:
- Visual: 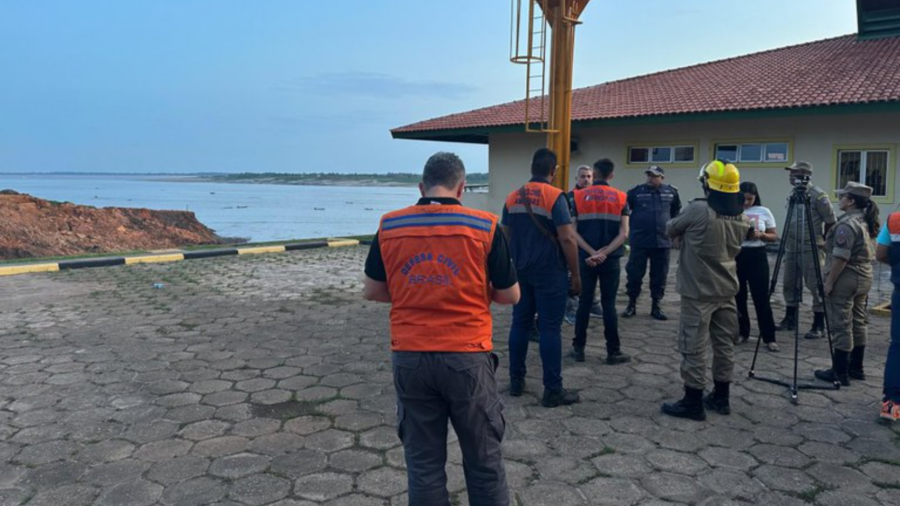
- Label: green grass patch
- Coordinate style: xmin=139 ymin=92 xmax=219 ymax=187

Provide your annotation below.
xmin=790 ymin=484 xmax=830 ymax=503
xmin=587 ymin=446 xmax=616 ymax=459
xmin=576 ymin=471 xmax=607 ymax=484
xmin=305 ymin=288 xmax=345 ymax=306
xmin=866 ymin=456 xmax=900 ymax=467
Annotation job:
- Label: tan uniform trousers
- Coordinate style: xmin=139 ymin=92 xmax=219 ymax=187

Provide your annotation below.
xmin=783 ymin=249 xmax=825 ymax=312
xmin=826 ymin=270 xmax=871 ymax=352
xmin=678 ymin=295 xmax=738 ymax=390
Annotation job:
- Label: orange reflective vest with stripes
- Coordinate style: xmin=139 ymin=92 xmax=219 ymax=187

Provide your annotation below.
xmin=504 ymin=181 xmax=567 ymax=272
xmin=573 ymin=182 xmax=628 ymax=258
xmin=889 ymin=212 xmax=900 ymax=285
xmin=378 ymin=204 xmax=498 ymax=352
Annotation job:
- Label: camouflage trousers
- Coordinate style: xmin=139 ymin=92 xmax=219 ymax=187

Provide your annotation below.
xmin=677 ymin=296 xmax=738 ymax=390
xmin=783 ymin=249 xmax=825 ymax=312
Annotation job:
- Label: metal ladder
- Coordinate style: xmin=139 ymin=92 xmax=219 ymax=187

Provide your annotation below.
xmin=510 ymin=0 xmax=554 ymax=133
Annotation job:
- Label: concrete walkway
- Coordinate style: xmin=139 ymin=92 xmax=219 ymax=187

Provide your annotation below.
xmin=0 ymin=245 xmax=897 ymax=505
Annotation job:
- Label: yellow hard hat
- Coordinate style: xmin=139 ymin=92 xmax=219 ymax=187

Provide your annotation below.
xmin=698 ymin=160 xmax=740 ymax=193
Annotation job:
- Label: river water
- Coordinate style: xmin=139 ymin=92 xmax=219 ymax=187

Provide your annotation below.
xmin=0 ymin=175 xmax=421 ymax=242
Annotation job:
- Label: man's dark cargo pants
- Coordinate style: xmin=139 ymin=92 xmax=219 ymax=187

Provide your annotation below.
xmin=625 ymin=247 xmax=671 ymax=302
xmin=392 ymin=351 xmax=509 ymax=506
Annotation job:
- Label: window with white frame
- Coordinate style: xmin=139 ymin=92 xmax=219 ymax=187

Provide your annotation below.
xmin=837 ymin=149 xmax=889 ymax=197
xmin=628 ymin=145 xmax=695 ymax=164
xmin=714 ymin=142 xmax=789 ymax=163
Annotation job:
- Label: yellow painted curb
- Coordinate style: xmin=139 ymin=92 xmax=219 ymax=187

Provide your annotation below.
xmin=0 ymin=263 xmax=60 ymax=276
xmin=872 ymin=302 xmax=891 ymax=317
xmin=328 ymin=239 xmax=360 ymax=248
xmin=238 ymin=246 xmax=286 ymax=255
xmin=124 ymin=254 xmax=185 ymax=265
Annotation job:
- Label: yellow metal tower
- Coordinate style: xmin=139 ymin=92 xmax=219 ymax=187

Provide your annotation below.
xmin=510 ymin=0 xmax=590 ymax=191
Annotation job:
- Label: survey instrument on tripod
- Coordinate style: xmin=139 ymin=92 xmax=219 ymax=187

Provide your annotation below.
xmin=749 ymin=177 xmax=840 ymax=404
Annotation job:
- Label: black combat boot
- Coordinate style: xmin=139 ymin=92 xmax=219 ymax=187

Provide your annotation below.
xmin=509 ymin=377 xmax=525 ymax=397
xmin=650 ymin=300 xmax=668 ymax=321
xmin=703 ymin=381 xmax=731 ymax=415
xmin=661 ymin=387 xmax=706 ymax=421
xmin=849 ymin=346 xmax=866 ymax=380
xmin=775 ymin=307 xmax=797 ymax=332
xmin=815 ymin=350 xmax=850 ymax=387
xmin=542 ymin=387 xmax=580 ymax=408
xmin=606 ymin=351 xmax=631 ymax=365
xmin=621 ymin=299 xmax=637 ymax=318
xmin=804 ymin=312 xmax=825 ymax=340
xmin=570 ymin=345 xmax=585 ymax=362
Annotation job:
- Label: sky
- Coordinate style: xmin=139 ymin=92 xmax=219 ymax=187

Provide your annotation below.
xmin=0 ymin=0 xmax=859 ymax=174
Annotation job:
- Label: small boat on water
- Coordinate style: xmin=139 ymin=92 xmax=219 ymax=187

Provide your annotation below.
xmin=313 ymin=207 xmax=325 ymax=211
xmin=364 ymin=207 xmax=374 ymax=211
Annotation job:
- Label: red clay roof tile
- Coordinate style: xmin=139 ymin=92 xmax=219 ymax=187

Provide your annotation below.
xmin=392 ymin=35 xmax=900 ymax=135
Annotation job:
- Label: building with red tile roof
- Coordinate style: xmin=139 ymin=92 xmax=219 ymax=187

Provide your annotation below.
xmin=393 ymin=34 xmax=900 ymax=143
xmin=392 ymin=9 xmax=900 ymax=224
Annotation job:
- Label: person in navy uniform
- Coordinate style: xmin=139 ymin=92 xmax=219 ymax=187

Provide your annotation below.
xmin=622 ymin=165 xmax=682 ymax=320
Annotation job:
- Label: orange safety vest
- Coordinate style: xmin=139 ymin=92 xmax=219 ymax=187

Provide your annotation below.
xmin=573 ymin=184 xmax=628 ymax=219
xmin=889 ymin=212 xmax=900 ymax=239
xmin=378 ymin=204 xmax=498 ymax=352
xmin=504 ymin=182 xmax=564 ymax=223
xmin=573 ymin=183 xmax=628 ymax=257
xmin=888 ymin=213 xmax=900 ymax=284
xmin=504 ymin=181 xmax=566 ymax=271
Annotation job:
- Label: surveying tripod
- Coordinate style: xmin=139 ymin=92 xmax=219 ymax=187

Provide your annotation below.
xmin=748 ymin=178 xmax=840 ymax=404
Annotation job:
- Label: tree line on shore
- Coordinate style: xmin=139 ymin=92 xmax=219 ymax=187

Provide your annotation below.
xmin=203 ymin=172 xmax=489 ymax=185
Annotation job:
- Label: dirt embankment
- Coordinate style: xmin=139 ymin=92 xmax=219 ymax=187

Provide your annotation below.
xmin=0 ymin=190 xmax=226 ymax=260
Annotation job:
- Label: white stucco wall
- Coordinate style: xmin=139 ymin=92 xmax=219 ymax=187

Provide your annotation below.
xmin=474 ymin=112 xmax=900 ymax=228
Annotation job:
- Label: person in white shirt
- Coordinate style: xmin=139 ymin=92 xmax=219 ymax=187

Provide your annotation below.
xmin=736 ymin=182 xmax=780 ymax=351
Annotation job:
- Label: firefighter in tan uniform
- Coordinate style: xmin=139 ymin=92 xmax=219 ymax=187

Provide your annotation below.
xmin=814 ymin=182 xmax=880 ymax=387
xmin=662 ymin=161 xmax=748 ymax=421
xmin=776 ymin=161 xmax=836 ymax=339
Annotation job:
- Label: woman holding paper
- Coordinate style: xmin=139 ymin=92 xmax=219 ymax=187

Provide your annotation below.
xmin=736 ymin=182 xmax=780 ymax=351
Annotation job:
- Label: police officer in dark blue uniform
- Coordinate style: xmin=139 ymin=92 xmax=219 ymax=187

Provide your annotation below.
xmin=622 ymin=166 xmax=682 ymax=320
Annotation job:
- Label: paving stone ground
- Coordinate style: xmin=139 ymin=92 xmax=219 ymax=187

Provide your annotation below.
xmin=1 ymin=245 xmax=898 ymax=506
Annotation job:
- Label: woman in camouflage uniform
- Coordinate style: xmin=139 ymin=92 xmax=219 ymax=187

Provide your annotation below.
xmin=815 ymin=182 xmax=880 ymax=386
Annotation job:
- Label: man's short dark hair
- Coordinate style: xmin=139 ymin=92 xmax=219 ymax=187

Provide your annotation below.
xmin=422 ymin=152 xmax=465 ymax=190
xmin=593 ymin=158 xmax=614 ymax=180
xmin=531 ymin=148 xmax=558 ymax=177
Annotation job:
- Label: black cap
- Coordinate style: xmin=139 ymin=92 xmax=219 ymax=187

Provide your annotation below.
xmin=645 ymin=165 xmax=665 ymax=176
